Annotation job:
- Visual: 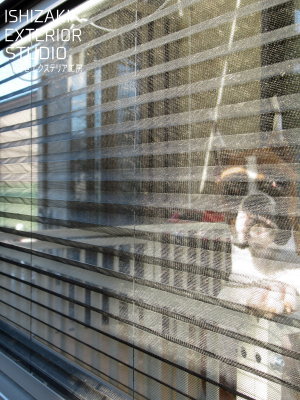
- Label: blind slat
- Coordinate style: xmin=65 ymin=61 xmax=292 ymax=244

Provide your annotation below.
xmin=1 ymin=0 xmax=299 ymax=398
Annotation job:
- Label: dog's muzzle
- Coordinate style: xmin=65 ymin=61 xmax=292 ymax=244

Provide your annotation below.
xmin=241 ymin=193 xmax=275 ymax=215
xmin=233 ymin=192 xmax=292 ymax=248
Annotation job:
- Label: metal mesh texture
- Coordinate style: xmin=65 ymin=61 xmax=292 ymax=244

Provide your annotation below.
xmin=0 ymin=0 xmax=299 ymax=399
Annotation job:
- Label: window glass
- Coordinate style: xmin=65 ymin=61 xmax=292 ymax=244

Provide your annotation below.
xmin=0 ymin=0 xmax=299 ymax=399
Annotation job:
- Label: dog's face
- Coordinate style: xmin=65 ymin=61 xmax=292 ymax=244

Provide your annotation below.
xmin=218 ymin=149 xmax=298 ymax=254
xmin=217 ymin=149 xmax=299 ymax=315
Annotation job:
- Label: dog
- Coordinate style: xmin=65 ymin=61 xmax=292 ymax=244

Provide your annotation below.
xmin=217 ymin=147 xmax=300 ymax=316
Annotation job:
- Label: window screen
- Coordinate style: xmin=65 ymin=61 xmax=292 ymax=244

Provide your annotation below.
xmin=0 ymin=0 xmax=299 ymax=399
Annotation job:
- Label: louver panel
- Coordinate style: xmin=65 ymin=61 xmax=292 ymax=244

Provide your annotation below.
xmin=0 ymin=0 xmax=299 ymax=399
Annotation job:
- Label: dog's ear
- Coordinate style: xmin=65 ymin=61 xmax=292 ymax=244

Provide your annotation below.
xmin=294 ymin=219 xmax=300 ymax=256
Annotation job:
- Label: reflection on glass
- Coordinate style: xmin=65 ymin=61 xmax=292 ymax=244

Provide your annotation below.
xmin=0 ymin=0 xmax=299 ymax=399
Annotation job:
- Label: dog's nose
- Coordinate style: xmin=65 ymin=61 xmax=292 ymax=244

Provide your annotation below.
xmin=241 ymin=193 xmax=275 ymax=214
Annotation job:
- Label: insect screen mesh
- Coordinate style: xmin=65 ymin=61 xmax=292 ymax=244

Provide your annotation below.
xmin=0 ymin=0 xmax=299 ymax=399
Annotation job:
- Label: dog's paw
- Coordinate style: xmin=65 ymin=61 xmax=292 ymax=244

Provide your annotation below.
xmin=247 ymin=281 xmax=297 ymax=314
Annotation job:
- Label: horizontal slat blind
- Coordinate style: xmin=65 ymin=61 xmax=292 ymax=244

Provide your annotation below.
xmin=0 ymin=0 xmax=299 ymax=399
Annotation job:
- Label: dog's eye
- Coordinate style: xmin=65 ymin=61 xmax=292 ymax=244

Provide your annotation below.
xmin=258 ymin=180 xmax=289 ymax=196
xmin=221 ymin=181 xmax=248 ymax=196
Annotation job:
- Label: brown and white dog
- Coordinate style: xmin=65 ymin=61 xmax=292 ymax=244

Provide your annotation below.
xmin=217 ymin=148 xmax=300 ymax=315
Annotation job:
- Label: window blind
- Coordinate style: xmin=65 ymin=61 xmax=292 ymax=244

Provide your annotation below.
xmin=0 ymin=0 xmax=299 ymax=399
